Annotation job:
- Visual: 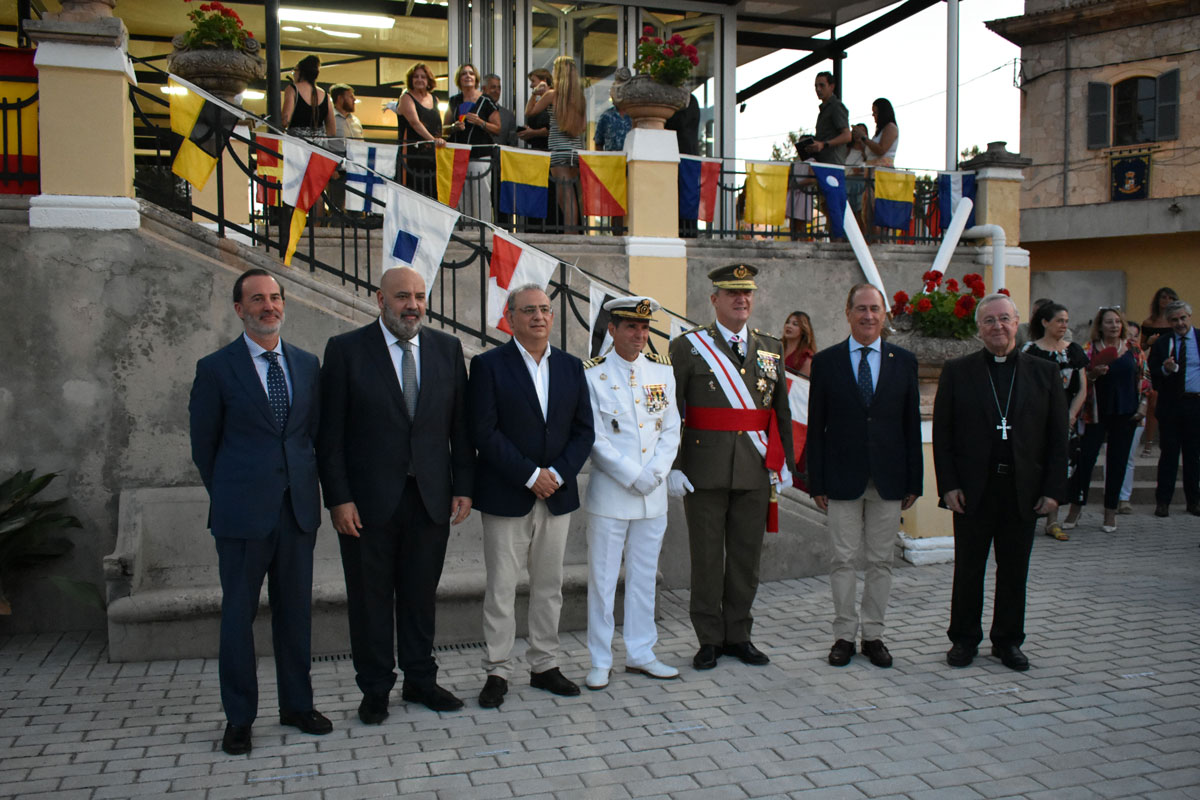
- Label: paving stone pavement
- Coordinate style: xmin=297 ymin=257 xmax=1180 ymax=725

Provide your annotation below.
xmin=2 ymin=507 xmax=1198 ymax=799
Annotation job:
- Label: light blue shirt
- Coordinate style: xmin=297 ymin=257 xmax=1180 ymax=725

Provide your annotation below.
xmin=243 ymin=333 xmax=292 ymax=402
xmin=1180 ymin=328 xmax=1200 ymax=393
xmin=849 ymin=336 xmax=881 ymax=391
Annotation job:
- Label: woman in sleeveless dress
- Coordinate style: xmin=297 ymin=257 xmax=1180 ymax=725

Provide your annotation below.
xmin=525 ymin=56 xmax=585 ymax=231
xmin=282 ymin=55 xmax=336 ymax=140
xmin=393 ymin=62 xmax=445 ymax=200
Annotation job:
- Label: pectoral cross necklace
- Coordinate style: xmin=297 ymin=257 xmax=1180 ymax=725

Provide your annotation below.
xmin=987 ymin=363 xmax=1015 ymax=441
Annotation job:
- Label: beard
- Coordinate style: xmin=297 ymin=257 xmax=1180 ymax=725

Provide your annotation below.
xmin=245 ymin=310 xmax=283 ymax=338
xmin=382 ymin=304 xmax=421 ymax=340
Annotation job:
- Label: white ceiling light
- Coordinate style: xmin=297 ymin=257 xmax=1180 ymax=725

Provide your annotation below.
xmin=242 ymin=90 xmax=266 ymax=100
xmin=281 ymin=26 xmax=302 ymax=32
xmin=312 ymin=25 xmax=362 ymax=39
xmin=278 ymin=8 xmax=395 ymax=29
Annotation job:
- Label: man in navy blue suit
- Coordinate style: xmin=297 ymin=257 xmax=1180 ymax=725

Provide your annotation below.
xmin=468 ymin=284 xmax=595 ymax=708
xmin=189 ymin=269 xmax=332 ymax=756
xmin=1149 ymin=299 xmax=1200 ymax=517
xmin=807 ymin=283 xmax=921 ymax=669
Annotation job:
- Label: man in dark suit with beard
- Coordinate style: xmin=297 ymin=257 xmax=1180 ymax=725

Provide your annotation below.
xmin=318 ymin=266 xmax=474 ymax=722
xmin=189 ymin=268 xmax=332 ymax=755
xmin=934 ymin=292 xmax=1067 ymax=672
xmin=1148 ymin=299 xmax=1200 ymax=517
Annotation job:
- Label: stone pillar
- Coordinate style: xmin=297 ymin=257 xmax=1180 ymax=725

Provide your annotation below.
xmin=960 ymin=142 xmax=1033 ymax=317
xmin=25 ymin=7 xmax=139 ymax=229
xmin=624 ymin=128 xmax=687 ymax=314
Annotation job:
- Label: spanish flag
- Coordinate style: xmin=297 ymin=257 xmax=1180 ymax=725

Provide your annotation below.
xmin=169 ymin=78 xmax=239 ymax=191
xmin=578 ymin=151 xmax=626 ymax=217
xmin=281 ymin=138 xmax=340 ymax=265
xmin=436 ymin=143 xmax=471 ymax=208
xmin=873 ymin=167 xmax=916 ymax=230
xmin=743 ymin=161 xmax=790 ymax=227
xmin=498 ymin=146 xmax=550 ymax=218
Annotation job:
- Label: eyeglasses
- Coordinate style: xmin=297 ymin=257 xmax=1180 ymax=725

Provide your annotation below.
xmin=979 ymin=315 xmax=1015 ymax=328
xmin=516 ymin=305 xmax=552 ymax=316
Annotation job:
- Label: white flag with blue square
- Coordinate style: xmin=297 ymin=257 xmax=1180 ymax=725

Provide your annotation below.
xmin=382 ymin=182 xmax=459 ymax=292
xmin=937 ymin=171 xmax=976 ymax=230
xmin=344 ymin=141 xmax=397 ymax=213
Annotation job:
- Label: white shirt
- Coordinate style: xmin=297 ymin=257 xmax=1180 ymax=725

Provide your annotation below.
xmin=243 ymin=333 xmax=292 ymax=402
xmin=849 ymin=336 xmax=881 ymax=391
xmin=715 ymin=321 xmax=749 ymax=357
xmin=335 ymin=110 xmax=363 ymax=140
xmin=379 ymin=317 xmax=420 ymax=393
xmin=514 ymin=337 xmax=562 ymax=489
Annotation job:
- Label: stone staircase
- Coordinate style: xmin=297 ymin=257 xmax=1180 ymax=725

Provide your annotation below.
xmin=1086 ymin=442 xmax=1182 ymax=506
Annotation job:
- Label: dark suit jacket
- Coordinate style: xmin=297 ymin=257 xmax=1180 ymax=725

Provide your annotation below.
xmin=1148 ymin=327 xmax=1197 ymax=419
xmin=189 ymin=336 xmax=322 ymax=539
xmin=467 ymin=339 xmax=594 ymax=517
xmin=669 ymin=325 xmax=795 ymax=491
xmin=933 ymin=349 xmax=1068 ymax=520
xmin=807 ymin=338 xmax=922 ymax=501
xmin=317 ymin=321 xmax=473 ymax=527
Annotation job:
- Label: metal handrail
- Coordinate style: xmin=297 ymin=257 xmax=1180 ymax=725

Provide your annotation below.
xmin=126 ymin=72 xmax=689 ymax=355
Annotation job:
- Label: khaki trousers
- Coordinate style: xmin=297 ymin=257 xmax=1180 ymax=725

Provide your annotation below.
xmin=480 ymin=503 xmax=571 ymax=678
xmin=826 ymin=483 xmax=900 ymax=642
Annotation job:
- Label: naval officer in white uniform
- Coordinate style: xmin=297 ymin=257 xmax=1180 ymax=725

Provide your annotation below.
xmin=582 ymin=296 xmax=682 ymax=690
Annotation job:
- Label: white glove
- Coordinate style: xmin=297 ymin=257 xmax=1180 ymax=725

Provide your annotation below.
xmin=667 ymin=470 xmax=694 ymax=498
xmin=632 ymin=468 xmax=662 ymax=496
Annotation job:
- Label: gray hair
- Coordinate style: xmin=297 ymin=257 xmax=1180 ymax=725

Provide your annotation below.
xmin=1166 ymin=299 xmax=1193 ymax=316
xmin=506 ymin=283 xmax=549 ymax=313
xmin=974 ymin=292 xmax=1018 ymax=325
xmin=481 ymin=73 xmax=501 ymax=85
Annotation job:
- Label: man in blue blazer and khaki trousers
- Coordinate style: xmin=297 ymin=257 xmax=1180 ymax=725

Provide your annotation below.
xmin=468 ymin=283 xmax=595 ymax=709
xmin=189 ymin=269 xmax=332 ymax=756
xmin=807 ymin=283 xmax=922 ymax=669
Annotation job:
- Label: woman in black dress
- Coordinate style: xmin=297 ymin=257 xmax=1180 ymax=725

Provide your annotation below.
xmin=1021 ymin=302 xmax=1088 ymax=540
xmin=394 ymin=62 xmax=445 ymax=200
xmin=1139 ymin=286 xmax=1178 ymax=455
xmin=282 ymin=55 xmax=336 ymax=139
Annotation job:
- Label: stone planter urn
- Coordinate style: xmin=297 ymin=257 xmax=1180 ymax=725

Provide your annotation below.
xmin=611 ymin=74 xmax=688 ymax=130
xmin=167 ymin=34 xmax=266 ymax=104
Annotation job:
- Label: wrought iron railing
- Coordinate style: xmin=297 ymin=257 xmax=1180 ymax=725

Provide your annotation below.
xmin=0 ymin=55 xmax=39 ymax=195
xmin=126 ymin=69 xmax=681 ymax=356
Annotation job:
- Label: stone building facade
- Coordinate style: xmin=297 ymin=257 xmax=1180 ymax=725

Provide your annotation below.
xmin=987 ymin=0 xmax=1200 ymax=316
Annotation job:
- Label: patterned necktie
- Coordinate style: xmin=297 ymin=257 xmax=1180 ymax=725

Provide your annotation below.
xmin=730 ymin=335 xmax=745 ymax=362
xmin=400 ymin=340 xmax=418 ymax=417
xmin=857 ymin=347 xmax=874 ymax=406
xmin=262 ymin=351 xmax=289 ymax=432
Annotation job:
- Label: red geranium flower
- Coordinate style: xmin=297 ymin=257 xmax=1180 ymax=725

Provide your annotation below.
xmin=663 ymin=47 xmax=674 ymax=57
xmin=685 ymin=44 xmax=698 ymax=56
xmin=945 ymin=278 xmax=959 ymax=294
xmin=669 ymin=34 xmax=685 ymax=45
xmin=644 ymin=25 xmax=655 ymax=34
xmin=998 ymin=288 xmax=1011 ymax=296
xmin=199 ymin=2 xmax=211 ymax=9
xmin=639 ymin=36 xmax=649 ymax=43
xmin=653 ymin=37 xmax=662 ymax=44
xmin=246 ymin=30 xmax=254 ymax=38
xmin=971 ymin=283 xmax=985 ymax=298
xmin=893 ymin=290 xmax=910 ymax=306
xmin=689 ymin=55 xmax=700 ymax=65
xmin=916 ymin=298 xmax=933 ymax=313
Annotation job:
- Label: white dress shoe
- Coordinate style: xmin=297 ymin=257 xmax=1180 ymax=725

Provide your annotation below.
xmin=625 ymin=659 xmax=680 ymax=680
xmin=585 ymin=667 xmax=610 ymax=690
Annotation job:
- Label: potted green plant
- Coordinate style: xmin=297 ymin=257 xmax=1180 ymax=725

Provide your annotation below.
xmin=0 ymin=470 xmax=102 ymax=616
xmin=611 ymin=27 xmax=698 ymax=130
xmin=167 ymin=0 xmax=265 ymax=103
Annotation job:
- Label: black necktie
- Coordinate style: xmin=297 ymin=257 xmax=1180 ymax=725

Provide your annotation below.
xmin=263 ymin=351 xmax=289 ymax=432
xmin=1179 ymin=334 xmax=1187 ymax=379
xmin=857 ymin=347 xmax=873 ymax=406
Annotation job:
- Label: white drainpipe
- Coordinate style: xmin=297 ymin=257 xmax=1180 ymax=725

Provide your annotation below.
xmin=927 ymin=198 xmax=1008 ymax=292
xmin=960 ymin=224 xmax=1007 ymax=293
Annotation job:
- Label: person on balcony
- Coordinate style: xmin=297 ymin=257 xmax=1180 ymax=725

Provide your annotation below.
xmin=857 ymin=98 xmax=899 ymax=168
xmin=482 ymin=73 xmax=517 ymax=148
xmin=803 ymin=71 xmax=851 ymax=165
xmin=281 ymin=55 xmax=335 ymax=141
xmin=526 ymin=56 xmax=586 ymax=232
xmin=519 ymin=69 xmax=553 ymax=153
xmin=390 ymin=62 xmax=445 ymax=201
xmin=446 ymin=63 xmax=500 ymax=223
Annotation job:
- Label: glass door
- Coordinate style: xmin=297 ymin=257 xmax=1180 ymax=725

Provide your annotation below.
xmin=564 ymin=5 xmax=625 ymax=147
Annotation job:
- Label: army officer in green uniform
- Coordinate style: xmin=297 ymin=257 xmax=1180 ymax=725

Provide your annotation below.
xmin=667 ymin=264 xmax=795 ymax=670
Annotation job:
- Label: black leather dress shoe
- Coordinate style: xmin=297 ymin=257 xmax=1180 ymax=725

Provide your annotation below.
xmin=722 ymin=641 xmax=770 ymax=665
xmin=358 ymin=693 xmax=389 ymax=725
xmin=1187 ymin=503 xmax=1200 ymax=517
xmin=280 ymin=708 xmax=333 ymax=735
xmin=479 ymin=675 xmax=508 ymax=708
xmin=861 ymin=639 xmax=893 ymax=668
xmin=402 ymin=681 xmax=464 ymax=712
xmin=946 ymin=642 xmax=977 ymax=667
xmin=693 ymin=644 xmax=720 ymax=670
xmin=828 ymin=639 xmax=855 ymax=667
xmin=221 ymin=723 xmax=252 ymax=755
xmin=530 ymin=667 xmax=580 ymax=696
xmin=991 ymin=644 xmax=1030 ymax=671
xmin=1155 ymin=504 xmax=1170 ymax=517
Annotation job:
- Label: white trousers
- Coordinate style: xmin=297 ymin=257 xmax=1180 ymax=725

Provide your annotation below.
xmin=826 ymin=483 xmax=900 ymax=642
xmin=480 ymin=503 xmax=571 ymax=678
xmin=585 ymin=513 xmax=667 ymax=670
